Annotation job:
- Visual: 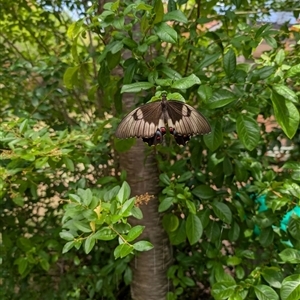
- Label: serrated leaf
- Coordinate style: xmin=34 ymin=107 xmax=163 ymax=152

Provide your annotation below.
xmin=186 ymin=214 xmax=203 ymax=245
xmin=212 ymin=202 xmax=232 ymax=224
xmin=171 ymin=74 xmax=201 ymax=89
xmin=236 ymin=115 xmax=260 ymax=151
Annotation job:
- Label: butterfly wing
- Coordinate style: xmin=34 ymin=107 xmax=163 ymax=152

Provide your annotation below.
xmin=166 ymin=100 xmax=211 ymax=144
xmin=115 ymin=101 xmax=163 ymax=143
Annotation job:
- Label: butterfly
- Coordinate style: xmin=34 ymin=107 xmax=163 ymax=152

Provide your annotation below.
xmin=115 ymin=94 xmax=211 ymax=146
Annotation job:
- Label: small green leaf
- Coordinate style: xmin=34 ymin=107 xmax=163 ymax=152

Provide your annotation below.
xmin=19 ymin=119 xmax=28 ymax=134
xmin=63 ymin=66 xmax=79 ymax=89
xmin=121 ymin=82 xmax=154 ymax=93
xmin=59 ymin=231 xmax=74 ymax=241
xmin=62 ymin=241 xmax=75 ymax=253
xmin=159 ymin=173 xmax=171 ymax=185
xmin=73 ymin=220 xmax=92 ymax=233
xmin=162 ymin=214 xmax=179 ymax=232
xmin=84 ymin=235 xmax=96 ymax=254
xmin=262 ymin=267 xmax=283 ymax=289
xmin=117 ymin=181 xmax=131 ymax=203
xmin=186 ymin=214 xmax=203 ymax=245
xmin=114 ymin=243 xmax=134 ymax=258
xmin=153 ymin=0 xmax=164 ymax=24
xmin=120 ymin=197 xmax=135 ymax=216
xmin=127 ymin=225 xmax=144 ymax=242
xmin=133 ymin=241 xmax=153 ymax=251
xmin=155 ymin=23 xmax=177 ymax=43
xmin=275 ymin=49 xmax=285 ymax=65
xmin=236 ymin=115 xmax=260 ymax=151
xmin=159 ymin=197 xmax=174 ymax=212
xmin=171 ymin=74 xmax=201 ymax=89
xmin=212 ymin=201 xmax=232 ymax=224
xmin=94 ymin=227 xmax=117 ymax=241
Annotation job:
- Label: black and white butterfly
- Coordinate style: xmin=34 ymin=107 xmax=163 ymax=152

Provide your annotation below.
xmin=115 ymin=94 xmax=211 ymax=146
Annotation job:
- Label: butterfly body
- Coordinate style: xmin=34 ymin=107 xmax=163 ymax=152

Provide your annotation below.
xmin=115 ymin=95 xmax=211 ymax=146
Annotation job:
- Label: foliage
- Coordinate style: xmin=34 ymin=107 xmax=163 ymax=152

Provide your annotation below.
xmin=1 ymin=0 xmax=300 ymax=299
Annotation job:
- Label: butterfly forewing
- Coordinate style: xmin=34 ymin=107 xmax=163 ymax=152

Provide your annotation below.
xmin=166 ymin=101 xmax=211 ymax=135
xmin=115 ymin=101 xmax=162 ymax=139
xmin=115 ymin=95 xmax=211 ymax=146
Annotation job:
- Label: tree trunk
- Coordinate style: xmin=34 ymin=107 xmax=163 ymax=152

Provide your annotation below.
xmin=119 ymin=134 xmax=173 ymax=299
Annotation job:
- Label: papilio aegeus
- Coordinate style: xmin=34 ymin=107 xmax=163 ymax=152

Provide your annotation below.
xmin=115 ymin=94 xmax=211 ymax=146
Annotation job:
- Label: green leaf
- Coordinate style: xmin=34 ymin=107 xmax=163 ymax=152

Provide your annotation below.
xmin=186 ymin=214 xmax=203 ymax=245
xmin=162 ymin=214 xmax=179 ymax=232
xmin=17 ymin=258 xmax=28 ymax=275
xmin=163 ymin=10 xmax=188 ymax=23
xmin=84 ymin=235 xmax=95 ymax=254
xmin=271 ymin=92 xmax=299 ymax=139
xmin=40 ymin=259 xmax=50 ymax=271
xmin=69 ymin=194 xmax=81 ymax=203
xmin=265 ymin=36 xmax=277 ymax=48
xmin=63 ymin=66 xmax=78 ymax=89
xmin=133 ymin=241 xmax=153 ymax=251
xmin=114 ymin=243 xmax=134 ymax=258
xmin=78 ymin=188 xmax=93 ymax=206
xmin=178 ymin=171 xmax=193 ymax=183
xmin=192 ymin=185 xmax=216 ymax=200
xmin=275 ymin=49 xmax=285 ymax=65
xmin=206 ymin=90 xmax=236 ymax=109
xmin=159 ymin=173 xmax=171 ymax=185
xmin=286 ymin=64 xmax=300 ymax=78
xmin=288 ymin=217 xmax=300 ymax=241
xmin=236 ymin=115 xmax=260 ymax=151
xmin=203 ymin=120 xmax=223 ymax=151
xmin=262 ymin=267 xmax=283 ymax=289
xmin=19 ymin=119 xmax=28 ymax=134
xmin=127 ymin=225 xmax=144 ymax=242
xmin=280 ymin=274 xmax=300 ymax=300
xmin=171 ymin=74 xmax=201 ymax=89
xmin=254 ymin=285 xmax=279 ymax=300
xmin=13 ymin=195 xmax=24 ymax=207
xmin=159 ymin=197 xmax=174 ymax=212
xmin=117 ymin=181 xmax=131 ymax=203
xmin=223 ymin=49 xmax=236 ymax=77
xmin=272 ymin=84 xmax=298 ymax=103
xmin=73 ymin=220 xmax=92 ymax=233
xmin=35 ymin=157 xmax=49 ymax=169
xmin=279 ymin=249 xmax=300 ymax=264
xmin=228 ymin=221 xmax=240 ymax=241
xmin=185 ymin=199 xmax=196 ymax=214
xmin=153 ymin=0 xmax=164 ymax=24
xmin=155 ymin=23 xmax=177 ymax=43
xmin=94 ymin=227 xmax=117 ymax=241
xmin=120 ymin=197 xmax=135 ymax=216
xmin=212 ymin=201 xmax=232 ymax=224
xmin=62 ymin=241 xmax=75 ymax=253
xmin=205 ymin=222 xmax=220 ymax=242
xmin=114 ymin=138 xmax=136 ymax=152
xmin=121 ymin=82 xmax=154 ymax=93
xmin=59 ymin=231 xmax=74 ymax=241
xmin=211 ymin=281 xmax=236 ymax=299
